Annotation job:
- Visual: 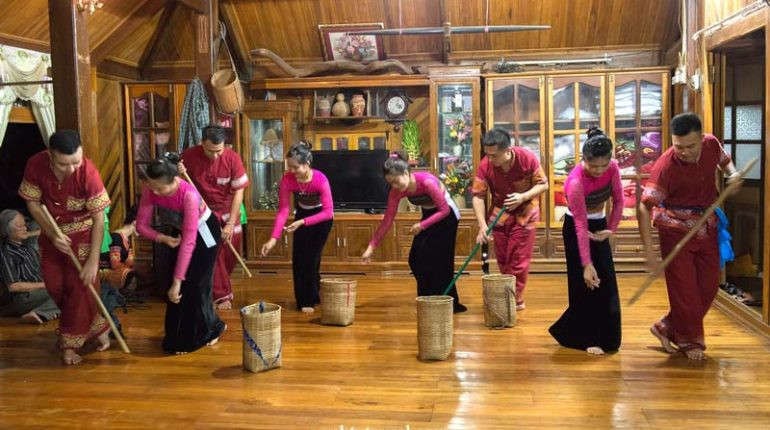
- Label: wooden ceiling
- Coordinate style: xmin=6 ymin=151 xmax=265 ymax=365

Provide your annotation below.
xmin=0 ymin=0 xmax=684 ymax=80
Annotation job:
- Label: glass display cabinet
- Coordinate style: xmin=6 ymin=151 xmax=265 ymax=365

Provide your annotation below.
xmin=241 ymin=100 xmax=300 ymax=215
xmin=430 ymin=77 xmax=480 ymax=208
xmin=608 ymin=71 xmax=669 ymax=224
xmin=486 ymin=75 xmax=547 ymax=223
xmin=547 ymin=74 xmax=605 ymax=225
xmin=124 ymin=83 xmax=184 ymax=204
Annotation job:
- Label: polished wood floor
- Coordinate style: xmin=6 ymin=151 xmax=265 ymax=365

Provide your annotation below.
xmin=2 ymin=273 xmax=770 ymax=429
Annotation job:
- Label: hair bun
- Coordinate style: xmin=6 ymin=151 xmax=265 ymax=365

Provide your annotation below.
xmin=586 ymin=126 xmax=605 ymax=139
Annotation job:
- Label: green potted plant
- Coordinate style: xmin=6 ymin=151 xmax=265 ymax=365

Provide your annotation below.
xmin=401 ymin=120 xmax=422 ymax=165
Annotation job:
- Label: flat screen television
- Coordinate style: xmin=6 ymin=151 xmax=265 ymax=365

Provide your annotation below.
xmin=311 ymin=149 xmax=390 ymax=211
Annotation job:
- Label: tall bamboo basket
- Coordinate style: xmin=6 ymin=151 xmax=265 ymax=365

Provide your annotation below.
xmin=320 ymin=278 xmax=357 ymax=326
xmin=416 ymin=295 xmax=454 ymax=360
xmin=241 ymin=302 xmax=282 ymax=373
xmin=482 ymin=274 xmax=517 ymax=328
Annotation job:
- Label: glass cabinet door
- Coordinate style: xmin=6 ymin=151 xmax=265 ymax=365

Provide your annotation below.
xmin=241 ymin=101 xmax=299 ymax=215
xmin=437 ymin=84 xmax=474 ymax=173
xmin=125 ymin=84 xmax=177 ymax=204
xmin=487 ymin=76 xmax=546 ymax=223
xmin=609 ymin=72 xmax=668 ymax=224
xmin=430 ymin=77 xmax=480 ymax=208
xmin=548 ymin=75 xmax=605 ymax=225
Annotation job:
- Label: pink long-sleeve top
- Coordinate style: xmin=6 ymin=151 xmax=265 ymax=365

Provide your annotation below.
xmin=369 ymin=171 xmax=453 ymax=248
xmin=136 ymin=180 xmax=208 ymax=281
xmin=271 ymin=169 xmax=334 ymax=239
xmin=564 ymin=159 xmax=623 ymax=267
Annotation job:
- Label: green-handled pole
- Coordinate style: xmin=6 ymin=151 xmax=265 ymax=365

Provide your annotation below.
xmin=442 ymin=209 xmax=506 ymax=296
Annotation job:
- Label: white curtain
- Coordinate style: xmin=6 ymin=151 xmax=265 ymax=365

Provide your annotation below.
xmin=0 ymin=45 xmax=55 ymax=147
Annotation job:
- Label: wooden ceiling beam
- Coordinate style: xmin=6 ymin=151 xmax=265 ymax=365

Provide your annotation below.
xmin=139 ymin=1 xmax=177 ymax=79
xmin=91 ymin=0 xmax=169 ymax=64
xmin=178 ymin=0 xmax=207 ymax=14
xmin=220 ymin=2 xmax=252 ymax=81
xmin=0 ymin=32 xmax=49 ymax=53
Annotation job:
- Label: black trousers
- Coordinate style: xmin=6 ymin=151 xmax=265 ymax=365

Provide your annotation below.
xmin=549 ymin=214 xmax=621 ymax=352
xmin=162 ymin=215 xmax=226 ymax=353
xmin=408 ymin=208 xmax=461 ymax=305
xmin=292 ymin=207 xmax=333 ymax=309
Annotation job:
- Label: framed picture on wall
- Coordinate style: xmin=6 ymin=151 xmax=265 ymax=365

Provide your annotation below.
xmin=318 ymin=23 xmax=385 ymax=62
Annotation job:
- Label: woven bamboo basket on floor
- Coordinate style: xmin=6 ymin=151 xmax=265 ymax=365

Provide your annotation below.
xmin=482 ymin=274 xmax=517 ymax=328
xmin=320 ymin=278 xmax=357 ymax=326
xmin=241 ymin=302 xmax=282 ymax=373
xmin=416 ymin=295 xmax=454 ymax=360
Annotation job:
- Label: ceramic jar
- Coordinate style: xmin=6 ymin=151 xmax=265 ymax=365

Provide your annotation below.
xmin=331 ymin=93 xmax=350 ymax=117
xmin=350 ymin=94 xmax=366 ymax=117
xmin=317 ymin=95 xmax=331 ymax=117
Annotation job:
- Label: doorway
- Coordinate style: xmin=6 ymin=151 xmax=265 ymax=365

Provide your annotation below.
xmin=713 ymin=29 xmax=765 ymax=316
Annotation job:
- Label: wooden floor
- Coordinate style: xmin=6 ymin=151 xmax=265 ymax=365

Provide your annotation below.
xmin=2 ymin=273 xmax=770 ymax=429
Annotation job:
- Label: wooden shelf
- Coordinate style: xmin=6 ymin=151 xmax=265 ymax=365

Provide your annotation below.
xmin=251 ymin=75 xmax=430 ymax=90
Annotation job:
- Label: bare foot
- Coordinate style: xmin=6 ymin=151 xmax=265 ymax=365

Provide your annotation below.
xmin=207 ymin=324 xmax=227 ymax=346
xmin=62 ymin=349 xmax=82 ymax=365
xmin=683 ymin=348 xmax=706 ymax=361
xmin=301 ymin=307 xmax=315 ymax=314
xmin=21 ymin=311 xmax=43 ymax=325
xmin=216 ymin=300 xmax=232 ymax=310
xmin=96 ymin=331 xmax=111 ymax=352
xmin=174 ymin=351 xmax=188 ymax=355
xmin=586 ymin=346 xmax=605 ymax=355
xmin=650 ymin=325 xmax=677 ymax=354
xmin=515 ymin=302 xmax=526 ymax=311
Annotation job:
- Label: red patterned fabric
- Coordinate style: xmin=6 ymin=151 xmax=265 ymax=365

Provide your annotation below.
xmin=19 ymin=150 xmax=110 ymax=349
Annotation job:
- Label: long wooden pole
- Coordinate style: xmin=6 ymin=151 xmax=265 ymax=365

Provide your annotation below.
xmin=627 ymin=157 xmax=757 ymax=305
xmin=180 ymin=171 xmax=253 ymax=278
xmin=40 ymin=205 xmax=130 ymax=354
xmin=442 ymin=208 xmax=506 ymax=296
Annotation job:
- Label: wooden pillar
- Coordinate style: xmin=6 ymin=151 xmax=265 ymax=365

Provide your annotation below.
xmin=48 ymin=0 xmax=98 ymax=160
xmin=683 ymin=0 xmax=701 ymax=113
xmin=192 ymin=0 xmax=217 ymax=122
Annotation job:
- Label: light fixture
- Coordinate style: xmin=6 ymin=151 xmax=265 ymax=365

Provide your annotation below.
xmin=77 ymin=0 xmax=104 ymax=14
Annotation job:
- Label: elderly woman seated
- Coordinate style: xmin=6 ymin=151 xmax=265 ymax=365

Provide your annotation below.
xmin=0 ymin=209 xmax=60 ymax=324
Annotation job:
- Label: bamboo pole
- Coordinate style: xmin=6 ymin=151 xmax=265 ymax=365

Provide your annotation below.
xmin=40 ymin=205 xmax=130 ymax=354
xmin=442 ymin=208 xmax=506 ymax=296
xmin=627 ymin=157 xmax=757 ymax=305
xmin=180 ymin=171 xmax=253 ymax=278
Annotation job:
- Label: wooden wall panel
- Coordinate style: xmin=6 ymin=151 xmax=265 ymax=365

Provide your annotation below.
xmin=147 ymin=5 xmax=195 ymax=66
xmin=704 ymin=0 xmax=756 ymax=28
xmin=96 ymin=76 xmax=126 ymax=226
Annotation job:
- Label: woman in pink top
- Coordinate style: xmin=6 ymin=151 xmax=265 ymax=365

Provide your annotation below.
xmin=261 ymin=142 xmax=334 ymax=313
xmin=549 ymin=127 xmax=623 ymax=355
xmin=136 ymin=158 xmax=225 ymax=354
xmin=362 ymin=153 xmax=466 ymax=313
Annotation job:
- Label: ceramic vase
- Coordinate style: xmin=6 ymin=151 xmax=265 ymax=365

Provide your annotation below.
xmin=332 ymin=93 xmax=350 ymax=117
xmin=350 ymin=94 xmax=366 ymax=117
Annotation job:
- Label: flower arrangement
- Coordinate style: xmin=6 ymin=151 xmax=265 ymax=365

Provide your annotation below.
xmin=334 ymin=34 xmax=376 ymax=62
xmin=445 ymin=113 xmax=472 ymax=143
xmin=440 ymin=160 xmax=473 ymax=198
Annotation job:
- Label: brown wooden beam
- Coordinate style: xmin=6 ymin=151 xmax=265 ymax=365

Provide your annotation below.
xmin=48 ymin=0 xmax=98 ymax=161
xmin=91 ymin=0 xmax=168 ymax=64
xmin=178 ymin=0 xmax=206 ymax=14
xmin=0 ymin=33 xmax=49 ymax=52
xmin=139 ymin=1 xmax=177 ymax=79
xmin=683 ymin=0 xmax=700 ymax=113
xmin=220 ymin=2 xmax=252 ymax=81
xmin=193 ymin=0 xmax=216 ymax=121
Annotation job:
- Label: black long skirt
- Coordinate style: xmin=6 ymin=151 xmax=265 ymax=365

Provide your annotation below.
xmin=548 ymin=214 xmax=621 ymax=352
xmin=408 ymin=207 xmax=462 ymax=306
xmin=162 ymin=215 xmax=226 ymax=353
xmin=292 ymin=206 xmax=333 ymax=309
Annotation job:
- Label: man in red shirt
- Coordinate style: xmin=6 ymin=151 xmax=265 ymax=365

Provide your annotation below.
xmin=639 ymin=112 xmax=740 ymax=360
xmin=471 ymin=128 xmax=549 ymax=310
xmin=180 ymin=125 xmax=249 ymax=309
xmin=19 ymin=130 xmax=111 ymax=365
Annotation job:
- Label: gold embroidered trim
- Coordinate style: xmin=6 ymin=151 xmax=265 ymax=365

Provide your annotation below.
xmin=77 ymin=243 xmax=91 ymax=261
xmin=86 ymin=190 xmax=110 ymax=212
xmin=60 ymin=218 xmax=93 ymax=235
xmin=19 ymin=180 xmax=42 ymax=201
xmin=67 ymin=197 xmax=86 ymax=211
